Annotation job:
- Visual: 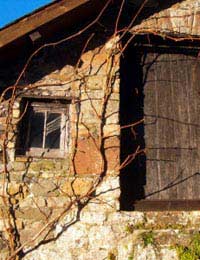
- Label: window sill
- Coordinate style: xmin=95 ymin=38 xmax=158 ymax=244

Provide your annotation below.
xmin=15 ymin=155 xmax=67 ymax=161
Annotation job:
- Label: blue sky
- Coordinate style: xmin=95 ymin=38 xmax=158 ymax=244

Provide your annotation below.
xmin=0 ymin=0 xmax=53 ymax=28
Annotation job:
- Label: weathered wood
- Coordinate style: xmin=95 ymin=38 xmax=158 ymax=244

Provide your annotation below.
xmin=136 ymin=48 xmax=200 ymax=206
xmin=0 ymin=0 xmax=109 ymax=48
xmin=0 ymin=0 xmax=87 ymax=47
xmin=134 ymin=200 xmax=200 ymax=211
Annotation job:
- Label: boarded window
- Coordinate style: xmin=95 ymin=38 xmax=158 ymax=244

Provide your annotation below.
xmin=120 ymin=42 xmax=200 ymax=210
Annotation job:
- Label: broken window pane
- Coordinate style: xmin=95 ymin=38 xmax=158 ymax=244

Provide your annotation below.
xmin=45 ymin=113 xmax=61 ymax=149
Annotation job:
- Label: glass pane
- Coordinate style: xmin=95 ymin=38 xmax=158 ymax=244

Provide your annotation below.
xmin=29 ymin=112 xmax=44 ymax=148
xmin=45 ymin=113 xmax=61 ymax=149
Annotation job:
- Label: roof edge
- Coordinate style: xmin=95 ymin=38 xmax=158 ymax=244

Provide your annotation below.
xmin=0 ymin=0 xmax=90 ymax=48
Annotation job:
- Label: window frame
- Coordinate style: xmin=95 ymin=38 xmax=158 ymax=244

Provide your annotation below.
xmin=17 ymin=98 xmax=70 ymax=159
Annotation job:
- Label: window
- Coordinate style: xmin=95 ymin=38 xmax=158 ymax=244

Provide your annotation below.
xmin=17 ymin=98 xmax=70 ymax=158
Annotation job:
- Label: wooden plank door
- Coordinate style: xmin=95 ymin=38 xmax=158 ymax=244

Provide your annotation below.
xmin=142 ymin=50 xmax=200 ymax=205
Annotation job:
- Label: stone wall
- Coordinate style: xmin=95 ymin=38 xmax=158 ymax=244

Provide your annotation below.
xmin=132 ymin=0 xmax=200 ymax=36
xmin=0 ymin=35 xmax=122 ymax=259
xmin=24 ymin=210 xmax=200 ymax=260
xmin=0 ymin=30 xmax=200 ymax=260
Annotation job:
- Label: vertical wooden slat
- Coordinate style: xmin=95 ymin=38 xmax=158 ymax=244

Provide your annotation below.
xmin=191 ymin=58 xmax=200 ymax=198
xmin=144 ymin=53 xmax=160 ymax=200
xmin=168 ymin=53 xmax=178 ymax=199
xmin=154 ymin=53 xmax=162 ymax=199
xmin=175 ymin=55 xmax=187 ymax=199
xmin=185 ymin=56 xmax=193 ymax=198
xmin=157 ymin=54 xmax=168 ymax=199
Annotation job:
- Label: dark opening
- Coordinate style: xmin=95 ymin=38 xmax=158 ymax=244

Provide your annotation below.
xmin=29 ymin=112 xmax=44 ymax=148
xmin=120 ymin=39 xmax=146 ymax=211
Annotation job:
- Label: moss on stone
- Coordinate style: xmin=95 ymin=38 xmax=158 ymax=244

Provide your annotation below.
xmin=29 ymin=160 xmax=56 ymax=172
xmin=107 ymin=252 xmax=116 ymax=260
xmin=40 ymin=160 xmax=55 ymax=171
xmin=127 ymin=255 xmax=134 ymax=260
xmin=125 ymin=224 xmax=134 ymax=234
xmin=175 ymin=233 xmax=200 ymax=260
xmin=134 ymin=222 xmax=146 ymax=230
xmin=141 ymin=231 xmax=155 ymax=247
xmin=29 ymin=162 xmax=41 ymax=172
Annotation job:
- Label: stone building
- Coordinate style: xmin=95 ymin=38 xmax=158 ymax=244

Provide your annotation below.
xmin=0 ymin=0 xmax=200 ymax=259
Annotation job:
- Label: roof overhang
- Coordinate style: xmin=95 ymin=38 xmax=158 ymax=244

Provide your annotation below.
xmin=0 ymin=0 xmax=111 ymax=63
xmin=0 ymin=0 xmax=107 ymax=48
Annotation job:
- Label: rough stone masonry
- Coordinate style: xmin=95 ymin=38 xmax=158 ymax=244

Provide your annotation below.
xmin=0 ymin=0 xmax=200 ymax=259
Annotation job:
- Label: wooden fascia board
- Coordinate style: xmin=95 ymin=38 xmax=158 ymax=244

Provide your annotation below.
xmin=0 ymin=0 xmax=89 ymax=48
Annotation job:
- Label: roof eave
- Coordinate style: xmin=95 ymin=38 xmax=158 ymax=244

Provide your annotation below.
xmin=0 ymin=0 xmax=90 ymax=48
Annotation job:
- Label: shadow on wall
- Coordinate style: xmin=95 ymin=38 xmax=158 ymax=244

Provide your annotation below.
xmin=0 ymin=0 xmax=185 ymax=91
